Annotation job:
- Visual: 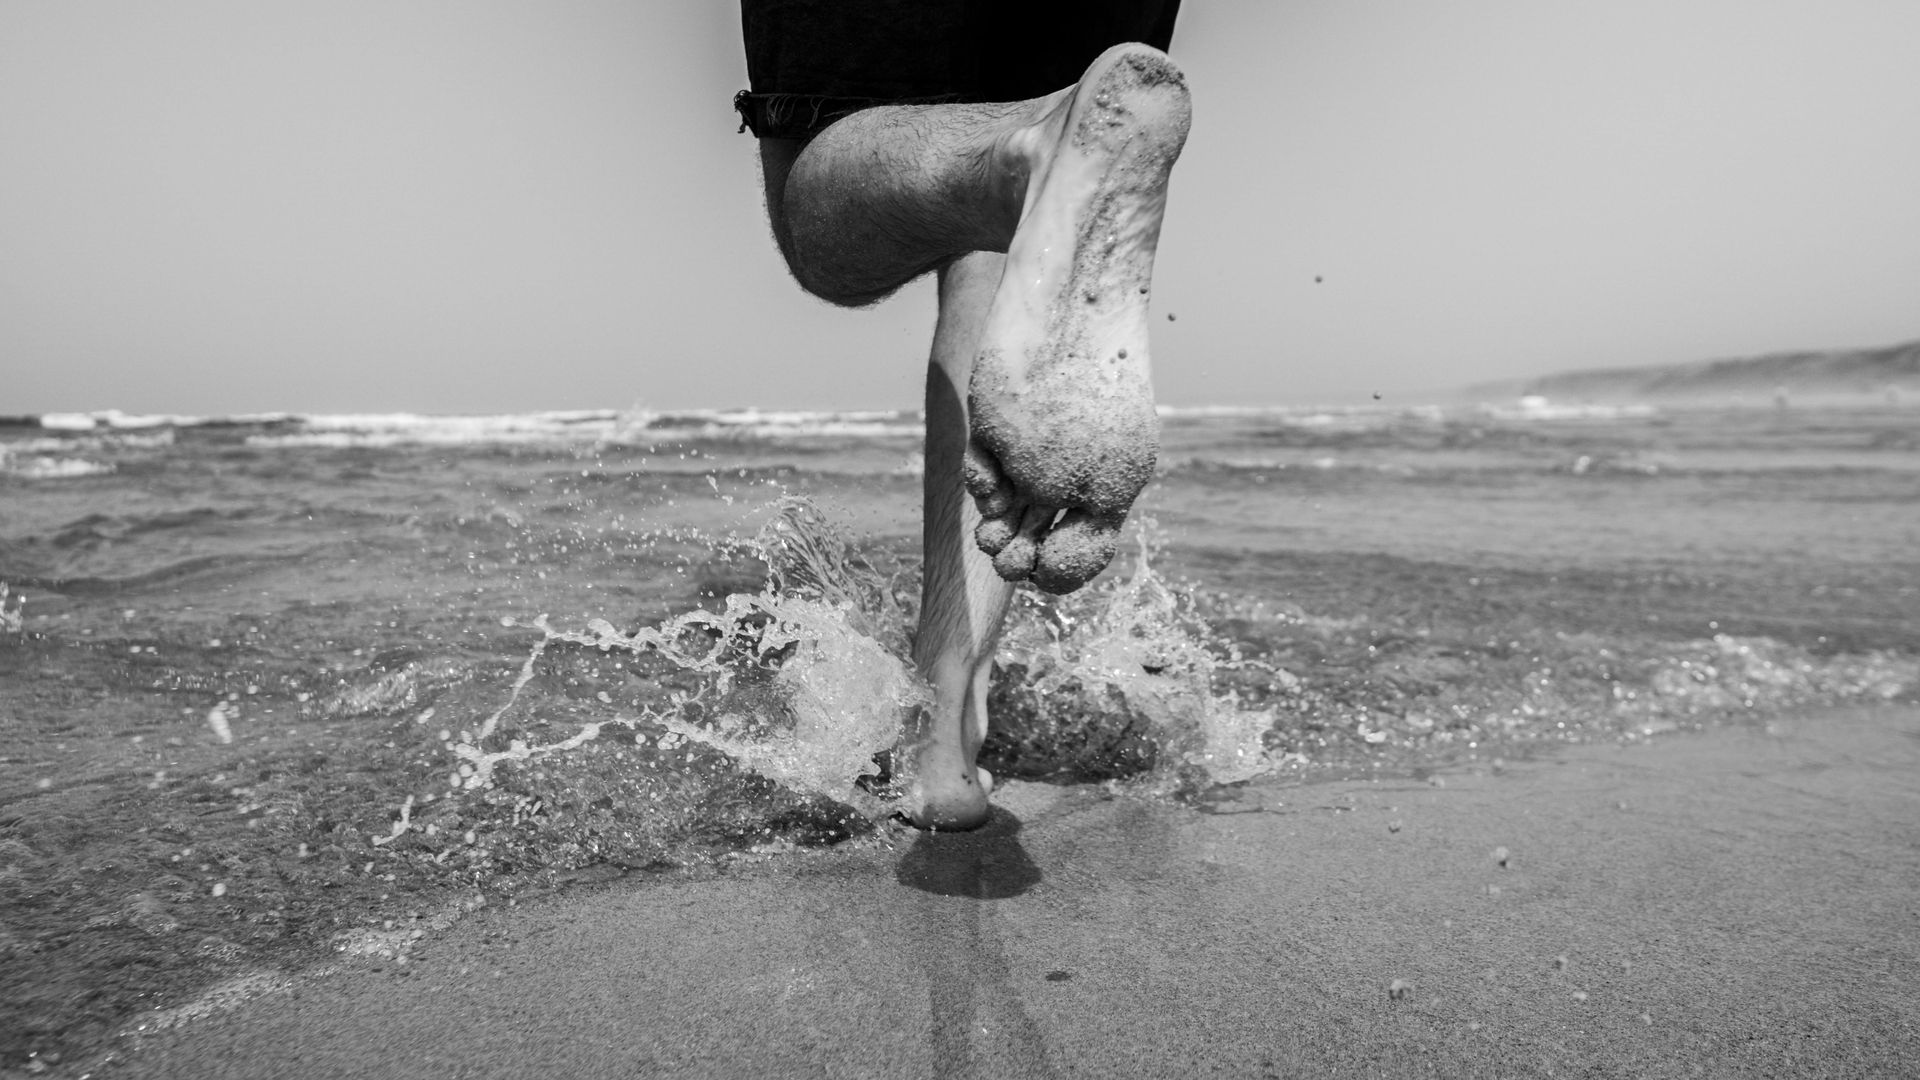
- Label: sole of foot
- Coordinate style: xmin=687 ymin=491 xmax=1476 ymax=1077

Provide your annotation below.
xmin=966 ymin=43 xmax=1191 ymax=595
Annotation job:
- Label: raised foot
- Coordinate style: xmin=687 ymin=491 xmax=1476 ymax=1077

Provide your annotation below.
xmin=967 ymin=43 xmax=1191 ymax=595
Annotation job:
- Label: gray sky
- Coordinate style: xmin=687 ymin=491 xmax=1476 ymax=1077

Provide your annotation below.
xmin=4 ymin=1 xmax=1917 ymax=415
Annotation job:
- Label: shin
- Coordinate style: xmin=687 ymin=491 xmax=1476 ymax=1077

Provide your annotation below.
xmin=905 ymin=252 xmax=1016 ymax=828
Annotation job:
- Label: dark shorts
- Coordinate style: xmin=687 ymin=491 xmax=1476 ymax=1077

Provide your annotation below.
xmin=735 ymin=0 xmax=1181 ymax=140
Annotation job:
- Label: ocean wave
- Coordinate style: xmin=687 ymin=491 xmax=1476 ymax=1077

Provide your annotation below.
xmin=16 ymin=399 xmax=1676 ymax=458
xmin=1160 ymin=403 xmax=1449 ymax=427
xmin=40 ymin=409 xmax=177 ymax=431
xmin=1166 ymin=454 xmax=1394 ymax=475
xmin=5 ymin=430 xmax=177 ymax=454
xmin=245 ymin=410 xmax=622 ymax=448
xmin=1476 ymin=396 xmax=1659 ymax=421
xmin=34 ymin=409 xmax=294 ymax=431
xmin=1158 ymin=402 xmax=1446 ymax=417
xmin=297 ymin=409 xmax=617 ymax=433
xmin=243 ymin=408 xmax=925 ymax=449
xmin=0 ymin=451 xmax=116 ymax=479
xmin=2 ymin=552 xmax=302 ymax=597
xmin=615 ymin=408 xmax=923 ymax=442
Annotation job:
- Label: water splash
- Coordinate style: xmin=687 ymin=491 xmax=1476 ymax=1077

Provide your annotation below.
xmin=385 ymin=497 xmax=1920 ymax=868
xmin=986 ymin=526 xmax=1301 ymax=792
xmin=447 ymin=592 xmax=923 ymax=813
xmin=410 ymin=501 xmax=1293 ymax=864
xmin=426 ymin=498 xmax=924 ymax=831
xmin=0 ymin=581 xmax=23 ymax=635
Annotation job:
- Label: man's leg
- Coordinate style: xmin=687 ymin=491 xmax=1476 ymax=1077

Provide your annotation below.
xmin=756 ymin=99 xmax=1035 ymax=308
xmin=756 ymin=44 xmax=1191 ymax=825
xmin=761 ymin=44 xmax=1190 ymax=591
xmin=909 ymin=252 xmax=1016 ymax=828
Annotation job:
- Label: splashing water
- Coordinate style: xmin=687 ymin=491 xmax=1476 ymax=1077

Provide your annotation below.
xmin=986 ymin=526 xmax=1301 ymax=792
xmin=450 ymin=594 xmax=923 ymax=812
xmin=0 ymin=581 xmax=23 ymax=635
xmin=407 ymin=500 xmax=1292 ymax=861
xmin=372 ymin=495 xmax=1920 ymax=868
xmin=428 ymin=499 xmax=924 ymax=823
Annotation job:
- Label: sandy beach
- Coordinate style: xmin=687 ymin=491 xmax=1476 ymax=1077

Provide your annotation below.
xmin=8 ymin=4 xmax=1920 ymax=1074
xmin=90 ymin=704 xmax=1918 ymax=1079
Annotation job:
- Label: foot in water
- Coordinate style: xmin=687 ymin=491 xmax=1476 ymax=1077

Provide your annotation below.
xmin=966 ymin=43 xmax=1191 ymax=595
xmin=904 ymin=764 xmax=995 ymax=833
xmin=860 ymin=746 xmax=995 ymax=832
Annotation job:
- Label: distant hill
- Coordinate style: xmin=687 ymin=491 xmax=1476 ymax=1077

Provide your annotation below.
xmin=1468 ymin=339 xmax=1920 ymax=406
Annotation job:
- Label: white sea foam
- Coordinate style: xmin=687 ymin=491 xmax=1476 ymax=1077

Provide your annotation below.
xmin=1158 ymin=403 xmax=1450 ymax=435
xmin=0 ymin=450 xmax=116 ymax=479
xmin=39 ymin=412 xmax=103 ymax=431
xmin=1159 ymin=402 xmax=1447 ymax=421
xmin=3 ymin=423 xmax=170 ymax=476
xmin=1479 ymin=396 xmax=1658 ymax=421
xmin=242 ymin=408 xmax=924 ymax=449
xmin=8 ymin=430 xmax=176 ymax=454
xmin=613 ymin=407 xmax=923 ymax=442
xmin=0 ymin=582 xmax=23 ymax=634
xmin=35 ymin=409 xmax=246 ymax=430
xmin=298 ymin=409 xmax=617 ymax=433
xmin=1161 ymin=399 xmax=1661 ymax=425
xmin=24 ymin=401 xmax=1654 ymax=444
xmin=249 ymin=411 xmax=620 ymax=449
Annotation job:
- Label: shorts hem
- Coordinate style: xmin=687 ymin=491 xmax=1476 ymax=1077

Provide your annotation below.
xmin=734 ymin=90 xmax=970 ymax=140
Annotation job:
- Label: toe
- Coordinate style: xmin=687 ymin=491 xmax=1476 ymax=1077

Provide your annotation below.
xmin=990 ymin=504 xmax=1053 ymax=582
xmin=974 ymin=514 xmax=1016 ymax=556
xmin=963 ymin=443 xmax=1015 ymax=517
xmin=1031 ymin=510 xmax=1122 ymax=594
xmin=991 ymin=531 xmax=1037 ymax=580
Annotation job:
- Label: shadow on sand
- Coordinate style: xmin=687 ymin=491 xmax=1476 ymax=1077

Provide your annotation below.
xmin=894 ymin=808 xmax=1042 ymax=899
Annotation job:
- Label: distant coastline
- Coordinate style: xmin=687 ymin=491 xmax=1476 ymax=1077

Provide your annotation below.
xmin=11 ymin=338 xmax=1918 ymax=432
xmin=1465 ymin=338 xmax=1920 ymax=407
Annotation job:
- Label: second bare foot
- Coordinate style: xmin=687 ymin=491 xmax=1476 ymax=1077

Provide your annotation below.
xmin=966 ymin=44 xmax=1191 ymax=595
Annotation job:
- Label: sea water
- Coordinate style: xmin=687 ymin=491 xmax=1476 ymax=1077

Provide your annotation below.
xmin=2 ymin=402 xmax=1918 ymax=1054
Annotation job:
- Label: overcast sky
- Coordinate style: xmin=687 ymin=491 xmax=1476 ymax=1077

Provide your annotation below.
xmin=4 ymin=1 xmax=1917 ymax=415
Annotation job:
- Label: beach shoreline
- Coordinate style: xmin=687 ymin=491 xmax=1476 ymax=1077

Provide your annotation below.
xmin=89 ymin=704 xmax=1920 ymax=1079
xmin=5 ymin=402 xmax=1915 ymax=1074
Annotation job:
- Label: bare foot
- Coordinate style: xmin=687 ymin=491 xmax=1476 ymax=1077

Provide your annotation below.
xmin=900 ymin=757 xmax=994 ymax=832
xmin=861 ymin=739 xmax=996 ymax=831
xmin=966 ymin=44 xmax=1191 ymax=594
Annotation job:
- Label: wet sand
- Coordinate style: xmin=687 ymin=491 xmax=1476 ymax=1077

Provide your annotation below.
xmin=106 ymin=705 xmax=1920 ymax=1079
